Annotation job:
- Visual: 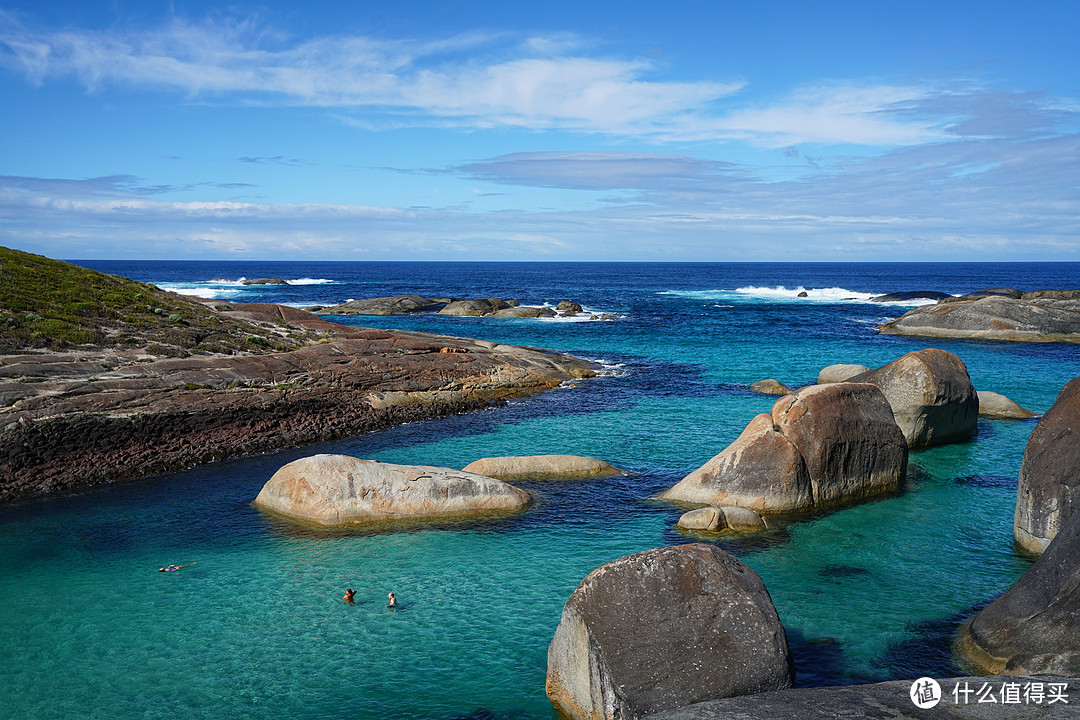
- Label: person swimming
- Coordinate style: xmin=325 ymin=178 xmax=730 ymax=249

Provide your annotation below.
xmin=386 ymin=592 xmax=397 ymax=607
xmin=159 ymin=562 xmax=195 ymax=572
xmin=343 ymin=588 xmax=356 ymax=603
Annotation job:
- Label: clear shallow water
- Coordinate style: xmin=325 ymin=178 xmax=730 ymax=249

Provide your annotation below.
xmin=2 ymin=262 xmax=1078 ymax=719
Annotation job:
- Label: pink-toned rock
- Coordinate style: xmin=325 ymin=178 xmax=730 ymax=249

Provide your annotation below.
xmin=254 ymin=454 xmax=532 ymax=527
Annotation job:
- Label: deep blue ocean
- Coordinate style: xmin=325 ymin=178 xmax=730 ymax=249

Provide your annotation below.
xmin=2 ymin=261 xmax=1078 ymax=720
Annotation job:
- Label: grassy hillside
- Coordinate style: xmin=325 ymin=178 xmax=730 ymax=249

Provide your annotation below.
xmin=0 ymin=246 xmax=320 ymax=355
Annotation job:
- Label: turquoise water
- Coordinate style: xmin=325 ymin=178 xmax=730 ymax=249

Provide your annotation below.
xmin=1 ymin=262 xmax=1077 ymax=719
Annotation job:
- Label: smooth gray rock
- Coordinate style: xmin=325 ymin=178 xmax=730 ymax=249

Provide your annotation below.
xmin=1014 ymin=377 xmax=1080 ymax=554
xmin=851 ymin=349 xmax=978 ymax=449
xmin=660 ymin=383 xmax=906 ymax=514
xmin=490 ymin=306 xmax=557 ymax=318
xmin=253 ymin=454 xmax=532 ymax=527
xmin=959 ymin=507 xmax=1080 ymax=674
xmin=978 ymin=390 xmax=1038 ymax=420
xmin=880 ymin=296 xmax=1080 ymax=343
xmin=644 ymin=676 xmax=1080 ymax=719
xmin=817 ymin=363 xmax=870 ymax=384
xmin=438 ymin=299 xmax=498 ymax=316
xmin=546 ymin=544 xmax=794 ymax=720
xmin=317 ymin=294 xmax=446 ymax=315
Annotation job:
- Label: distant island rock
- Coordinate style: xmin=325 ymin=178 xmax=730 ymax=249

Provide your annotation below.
xmin=315 ymin=294 xmax=606 ymax=320
xmin=547 ymin=544 xmax=794 ymax=720
xmin=241 ymin=277 xmax=289 ymax=285
xmin=0 ymin=247 xmax=597 ymax=503
xmin=869 ymin=290 xmax=952 ymax=302
xmin=254 ymin=454 xmax=532 ymax=527
xmin=462 ymin=454 xmax=625 ymax=480
xmin=879 ymin=289 xmax=1080 ymax=343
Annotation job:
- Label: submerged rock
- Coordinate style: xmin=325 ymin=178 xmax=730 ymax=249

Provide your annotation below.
xmin=546 ymin=544 xmax=794 ymax=720
xmin=817 ymin=363 xmax=870 ymax=384
xmin=253 ymin=454 xmax=532 ymax=527
xmin=851 ymin=348 xmax=978 ymax=449
xmin=958 ymin=507 xmax=1080 ymax=675
xmin=660 ymin=383 xmax=906 ymax=514
xmin=977 ymin=390 xmax=1038 ymax=420
xmin=462 ymin=454 xmax=624 ymax=480
xmin=1014 ymin=377 xmax=1080 ymax=554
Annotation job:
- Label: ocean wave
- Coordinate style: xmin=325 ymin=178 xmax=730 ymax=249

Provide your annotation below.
xmin=157 ymin=283 xmax=243 ymax=299
xmin=288 ymin=278 xmax=334 ymax=285
xmin=660 ymin=286 xmax=942 ymax=306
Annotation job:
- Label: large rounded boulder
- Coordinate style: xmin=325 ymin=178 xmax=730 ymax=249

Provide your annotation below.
xmin=546 ymin=544 xmax=794 ymax=720
xmin=660 ymin=383 xmax=906 ymax=514
xmin=958 ymin=507 xmax=1080 ymax=675
xmin=850 ymin=348 xmax=978 ymax=449
xmin=1014 ymin=377 xmax=1080 ymax=554
xmin=817 ymin=363 xmax=870 ymax=384
xmin=978 ymin=390 xmax=1038 ymax=420
xmin=253 ymin=454 xmax=532 ymax=527
xmin=462 ymin=454 xmax=624 ymax=480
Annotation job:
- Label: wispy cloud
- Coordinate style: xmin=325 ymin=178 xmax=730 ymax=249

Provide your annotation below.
xmin=0 ymin=14 xmax=1007 ymax=145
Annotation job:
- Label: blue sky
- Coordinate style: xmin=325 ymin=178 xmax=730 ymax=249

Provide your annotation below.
xmin=1 ymin=1 xmax=1077 ymax=261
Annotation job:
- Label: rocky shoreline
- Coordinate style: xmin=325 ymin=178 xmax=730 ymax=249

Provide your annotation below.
xmin=0 ymin=302 xmax=596 ymax=503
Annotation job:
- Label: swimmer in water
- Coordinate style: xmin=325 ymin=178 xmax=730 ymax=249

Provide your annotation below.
xmin=343 ymin=588 xmax=356 ymax=603
xmin=159 ymin=562 xmax=196 ymax=572
xmin=386 ymin=592 xmax=397 ymax=607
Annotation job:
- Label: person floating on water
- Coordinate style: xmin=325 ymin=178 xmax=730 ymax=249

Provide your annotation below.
xmin=343 ymin=588 xmax=356 ymax=603
xmin=159 ymin=562 xmax=196 ymax=572
xmin=386 ymin=592 xmax=397 ymax=607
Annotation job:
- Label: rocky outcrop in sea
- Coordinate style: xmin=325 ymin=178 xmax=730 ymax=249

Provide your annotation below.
xmin=314 ymin=294 xmax=608 ymax=320
xmin=879 ymin=289 xmax=1080 ymax=343
xmin=462 ymin=454 xmax=625 ymax=480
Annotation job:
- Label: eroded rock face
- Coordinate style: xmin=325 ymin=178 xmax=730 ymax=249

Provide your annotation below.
xmin=817 ymin=364 xmax=870 ymax=384
xmin=1014 ymin=377 xmax=1080 ymax=555
xmin=958 ymin=507 xmax=1080 ymax=675
xmin=851 ymin=349 xmax=978 ymax=449
xmin=253 ymin=454 xmax=532 ymax=527
xmin=316 ymin=294 xmax=447 ymax=315
xmin=462 ymin=455 xmax=624 ymax=480
xmin=546 ymin=544 xmax=794 ymax=720
xmin=660 ymin=384 xmax=906 ymax=514
xmin=977 ymin=390 xmax=1038 ymax=420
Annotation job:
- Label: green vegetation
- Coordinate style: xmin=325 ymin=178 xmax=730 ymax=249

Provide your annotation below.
xmin=0 ymin=246 xmax=321 ymax=355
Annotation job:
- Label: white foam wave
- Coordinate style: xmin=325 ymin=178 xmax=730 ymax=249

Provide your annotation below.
xmin=158 ymin=283 xmax=243 ymax=299
xmin=288 ymin=278 xmax=334 ymax=285
xmin=661 ymin=286 xmax=943 ymax=306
